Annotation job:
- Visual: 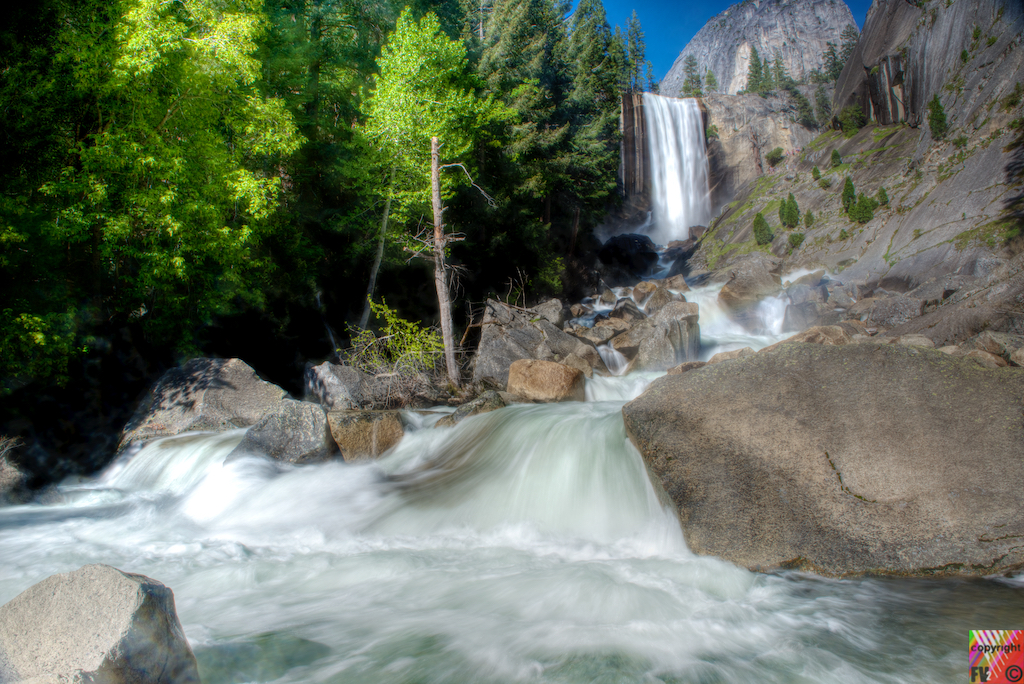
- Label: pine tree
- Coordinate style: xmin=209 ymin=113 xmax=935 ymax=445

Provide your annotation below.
xmin=878 ymin=187 xmax=889 ymax=206
xmin=753 ymin=212 xmax=773 ymax=245
xmin=815 ymin=84 xmax=832 ymax=124
xmin=682 ymin=55 xmax=702 ymax=96
xmin=842 ymin=177 xmax=856 ymax=212
xmin=839 ymin=24 xmax=860 ymax=68
xmin=747 ymin=46 xmax=762 ymax=93
xmin=761 ymin=59 xmax=773 ymax=94
xmin=928 ymin=94 xmax=948 ymax=140
xmin=804 ymin=210 xmax=815 ymax=228
xmin=812 ymin=166 xmax=821 ymax=180
xmin=705 ymin=70 xmax=718 ymax=93
xmin=823 ymin=41 xmax=843 ymax=82
xmin=772 ymin=49 xmax=790 ymax=89
xmin=787 ymin=193 xmax=800 ymax=228
xmin=831 ymin=149 xmax=843 ymax=168
xmin=625 ymin=10 xmax=649 ymax=93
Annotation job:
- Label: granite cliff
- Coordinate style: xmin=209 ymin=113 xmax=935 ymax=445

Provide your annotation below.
xmin=662 ymin=0 xmax=857 ymax=97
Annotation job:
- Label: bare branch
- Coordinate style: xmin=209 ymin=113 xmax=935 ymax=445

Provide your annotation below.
xmin=439 ymin=163 xmax=497 ymax=207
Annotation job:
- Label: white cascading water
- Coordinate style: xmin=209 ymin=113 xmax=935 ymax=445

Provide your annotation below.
xmin=643 ymin=93 xmax=711 ymax=245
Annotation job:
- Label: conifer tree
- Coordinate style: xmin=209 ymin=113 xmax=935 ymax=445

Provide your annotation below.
xmin=625 ymin=10 xmax=650 ymax=92
xmin=815 ymin=84 xmax=832 ymax=124
xmin=878 ymin=187 xmax=889 ymax=206
xmin=804 ymin=210 xmax=815 ymax=228
xmin=682 ymin=55 xmax=702 ymax=96
xmin=839 ymin=24 xmax=860 ymax=67
xmin=823 ymin=41 xmax=843 ymax=82
xmin=753 ymin=212 xmax=773 ymax=245
xmin=842 ymin=177 xmax=856 ymax=212
xmin=831 ymin=149 xmax=843 ymax=168
xmin=705 ymin=70 xmax=718 ymax=93
xmin=747 ymin=46 xmax=762 ymax=93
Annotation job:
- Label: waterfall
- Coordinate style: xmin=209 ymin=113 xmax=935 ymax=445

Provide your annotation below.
xmin=643 ymin=93 xmax=711 ymax=245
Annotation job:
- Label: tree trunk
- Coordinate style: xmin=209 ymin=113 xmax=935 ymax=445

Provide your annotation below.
xmin=431 ymin=137 xmax=460 ymax=388
xmin=359 ymin=166 xmax=396 ymax=329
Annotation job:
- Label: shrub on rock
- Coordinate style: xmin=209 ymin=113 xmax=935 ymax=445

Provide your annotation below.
xmin=752 ymin=213 xmax=773 ymax=245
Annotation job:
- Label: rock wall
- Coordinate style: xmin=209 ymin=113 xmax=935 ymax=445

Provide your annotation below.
xmin=662 ymin=0 xmax=857 ymax=97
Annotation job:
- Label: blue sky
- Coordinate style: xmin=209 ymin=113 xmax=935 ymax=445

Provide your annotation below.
xmin=592 ymin=0 xmax=875 ymax=81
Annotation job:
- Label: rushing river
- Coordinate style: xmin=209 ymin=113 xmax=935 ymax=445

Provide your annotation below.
xmin=1 ymin=367 xmax=1021 ymax=683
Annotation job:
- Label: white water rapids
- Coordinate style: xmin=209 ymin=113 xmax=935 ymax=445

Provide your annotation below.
xmin=1 ymin=348 xmax=1019 ymax=682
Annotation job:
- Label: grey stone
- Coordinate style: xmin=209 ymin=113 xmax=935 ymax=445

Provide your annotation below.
xmin=530 ymin=299 xmax=567 ymax=329
xmin=472 ymin=299 xmax=606 ymax=387
xmin=609 ymin=298 xmax=645 ymax=324
xmin=507 ymin=360 xmax=585 ymax=403
xmin=786 ymin=283 xmax=827 ymax=306
xmin=623 ymin=302 xmax=701 ymax=372
xmin=120 ymin=358 xmax=287 ymax=450
xmin=642 ymin=287 xmax=683 ymax=316
xmin=622 ymin=344 xmax=1024 ymax=577
xmin=707 ymin=347 xmax=756 ymax=364
xmin=304 ymin=362 xmax=370 ymax=410
xmin=783 ymin=301 xmax=840 ymax=332
xmin=0 ymin=564 xmax=199 ymax=683
xmin=434 ymin=391 xmax=506 ymax=429
xmin=228 ymin=399 xmax=339 ymax=464
xmin=866 ymin=296 xmax=925 ymax=329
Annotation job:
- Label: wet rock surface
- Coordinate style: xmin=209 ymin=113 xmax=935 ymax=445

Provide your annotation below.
xmin=326 ymin=410 xmax=405 ymax=461
xmin=229 ymin=399 xmax=339 ymax=464
xmin=0 ymin=564 xmax=200 ymax=683
xmin=623 ymin=343 xmax=1024 ymax=577
xmin=506 ymin=360 xmax=586 ymax=403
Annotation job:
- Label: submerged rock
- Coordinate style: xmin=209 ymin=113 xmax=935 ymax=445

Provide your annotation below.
xmin=119 ymin=358 xmax=287 ymax=450
xmin=506 ymin=359 xmax=585 ymax=403
xmin=326 ymin=410 xmax=404 ymax=461
xmin=0 ymin=564 xmax=199 ymax=683
xmin=622 ymin=343 xmax=1024 ymax=577
xmin=229 ymin=399 xmax=339 ymax=464
xmin=435 ymin=391 xmax=506 ymax=429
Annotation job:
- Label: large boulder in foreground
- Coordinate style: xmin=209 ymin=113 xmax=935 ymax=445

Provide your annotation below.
xmin=506 ymin=359 xmax=585 ymax=402
xmin=120 ymin=358 xmax=287 ymax=450
xmin=0 ymin=564 xmax=199 ymax=683
xmin=228 ymin=399 xmax=338 ymax=464
xmin=622 ymin=343 xmax=1024 ymax=577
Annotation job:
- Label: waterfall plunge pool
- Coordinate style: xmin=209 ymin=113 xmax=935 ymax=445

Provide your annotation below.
xmin=1 ymin=373 xmax=1021 ymax=684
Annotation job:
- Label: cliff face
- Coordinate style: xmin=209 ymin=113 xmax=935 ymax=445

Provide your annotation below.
xmin=692 ymin=0 xmax=1024 ymax=297
xmin=661 ymin=0 xmax=857 ymax=97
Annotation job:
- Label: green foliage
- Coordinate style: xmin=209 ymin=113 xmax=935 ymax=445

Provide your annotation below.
xmin=831 ymin=148 xmax=843 ymax=168
xmin=839 ymin=24 xmax=859 ymax=66
xmin=705 ymin=70 xmax=718 ymax=93
xmin=753 ymin=212 xmax=773 ymax=245
xmin=842 ymin=177 xmax=856 ymax=212
xmin=877 ymin=187 xmax=889 ymax=206
xmin=682 ymin=55 xmax=703 ymax=96
xmin=788 ymin=86 xmax=817 ymax=129
xmin=779 ymin=193 xmax=800 ymax=228
xmin=765 ymin=147 xmax=785 ymax=167
xmin=812 ymin=166 xmax=821 ymax=180
xmin=823 ymin=41 xmax=843 ymax=82
xmin=804 ymin=210 xmax=815 ymax=228
xmin=625 ymin=10 xmax=653 ymax=93
xmin=928 ymin=94 xmax=948 ymax=139
xmin=838 ymin=104 xmax=866 ymax=137
xmin=747 ymin=46 xmax=763 ymax=94
xmin=707 ymin=124 xmax=720 ymax=140
xmin=788 ymin=232 xmax=805 ymax=249
xmin=1004 ymin=82 xmax=1023 ymax=111
xmin=849 ymin=194 xmax=879 ymax=223
xmin=972 ymin=25 xmax=982 ymax=41
xmin=961 ymin=49 xmax=970 ymax=64
xmin=953 ymin=135 xmax=969 ymax=148
xmin=987 ymin=36 xmax=998 ymax=47
xmin=839 ymin=228 xmax=850 ymax=240
xmin=346 ymin=298 xmax=443 ymax=372
xmin=819 ymin=177 xmax=833 ymax=189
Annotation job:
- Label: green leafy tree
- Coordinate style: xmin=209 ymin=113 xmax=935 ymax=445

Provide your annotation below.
xmin=831 ymin=148 xmax=843 ymax=168
xmin=753 ymin=212 xmax=773 ymax=245
xmin=878 ymin=187 xmax=889 ymax=205
xmin=928 ymin=94 xmax=948 ymax=140
xmin=812 ymin=166 xmax=821 ymax=180
xmin=766 ymin=147 xmax=784 ymax=167
xmin=363 ymin=9 xmax=512 ymax=385
xmin=784 ymin=193 xmax=801 ymax=228
xmin=842 ymin=177 xmax=857 ymax=212
xmin=788 ymin=232 xmax=805 ymax=249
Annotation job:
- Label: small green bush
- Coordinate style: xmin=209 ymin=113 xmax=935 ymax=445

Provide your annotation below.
xmin=838 ymin=228 xmax=849 ymax=240
xmin=842 ymin=176 xmax=856 ymax=212
xmin=753 ymin=212 xmax=774 ymax=245
xmin=1003 ymin=82 xmax=1023 ymax=111
xmin=838 ymin=104 xmax=866 ymax=137
xmin=766 ymin=147 xmax=785 ymax=167
xmin=953 ymin=135 xmax=968 ymax=148
xmin=849 ymin=194 xmax=879 ymax=223
xmin=812 ymin=166 xmax=821 ymax=180
xmin=877 ymin=187 xmax=889 ymax=205
xmin=831 ymin=149 xmax=842 ymax=168
xmin=928 ymin=94 xmax=948 ymax=139
xmin=347 ymin=298 xmax=444 ymax=373
xmin=819 ymin=177 xmax=832 ymax=189
xmin=987 ymin=36 xmax=997 ymax=47
xmin=779 ymin=193 xmax=800 ymax=228
xmin=804 ymin=210 xmax=815 ymax=228
xmin=972 ymin=25 xmax=982 ymax=41
xmin=961 ymin=49 xmax=969 ymax=64
xmin=788 ymin=232 xmax=805 ymax=249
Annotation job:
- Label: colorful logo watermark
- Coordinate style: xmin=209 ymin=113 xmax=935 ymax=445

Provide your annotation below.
xmin=970 ymin=631 xmax=1024 ymax=683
